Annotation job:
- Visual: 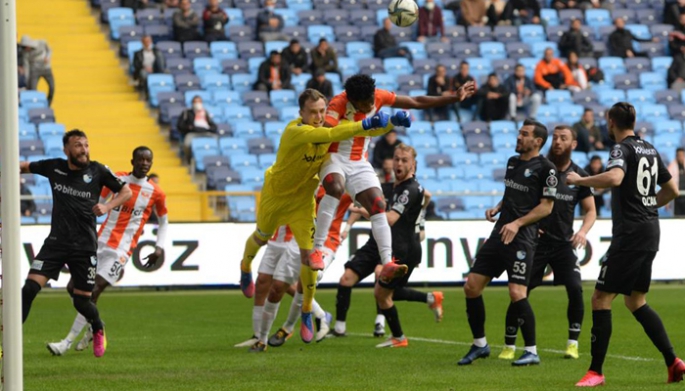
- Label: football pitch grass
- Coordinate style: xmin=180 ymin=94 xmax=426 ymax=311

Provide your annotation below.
xmin=22 ymin=284 xmax=685 ymax=390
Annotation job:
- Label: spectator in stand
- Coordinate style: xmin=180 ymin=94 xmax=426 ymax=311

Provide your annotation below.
xmin=20 ymin=35 xmax=55 ymax=106
xmin=486 ymin=0 xmax=510 ymax=27
xmin=668 ymin=12 xmax=685 ymax=55
xmin=577 ymin=0 xmax=612 ymax=10
xmin=551 ymin=0 xmax=581 ymax=9
xmin=572 ymin=108 xmax=603 ymax=153
xmin=504 ymin=64 xmax=541 ymax=120
xmin=566 ymin=51 xmax=588 ymax=91
xmin=281 ymin=39 xmax=308 ymax=76
xmin=668 ymin=147 xmax=685 ymax=216
xmin=664 ymin=0 xmax=685 ymax=27
xmin=133 ymin=35 xmax=165 ymax=97
xmin=379 ymin=158 xmax=395 ymax=184
xmin=477 ymin=73 xmax=509 ymax=122
xmin=306 ymin=68 xmax=333 ymax=101
xmin=310 ymin=38 xmax=339 ymax=76
xmin=459 ymin=0 xmax=487 ymax=27
xmin=203 ymin=0 xmax=228 ymax=42
xmin=374 ymin=18 xmax=412 ymax=60
xmin=254 ymin=50 xmax=293 ymax=92
xmin=17 ymin=44 xmax=27 ymax=89
xmin=426 ymin=64 xmax=452 ymax=121
xmin=534 ymin=48 xmax=578 ymax=91
xmin=668 ymin=49 xmax=685 ymax=91
xmin=451 ymin=61 xmax=478 ymax=118
xmin=372 ymin=130 xmax=402 ymax=169
xmin=122 ymin=0 xmax=151 ymax=9
xmin=177 ymin=95 xmax=218 ymax=163
xmin=584 ymin=155 xmax=606 ymax=216
xmin=173 ymin=0 xmax=201 ymax=43
xmin=257 ymin=0 xmax=287 ymax=42
xmin=20 ymin=182 xmax=36 ymax=217
xmin=418 ymin=0 xmax=449 ymax=42
xmin=608 ymin=17 xmax=657 ymax=58
xmin=502 ymin=0 xmax=541 ymax=25
xmin=164 ymin=0 xmax=179 ymax=8
xmin=559 ymin=19 xmax=594 ymax=58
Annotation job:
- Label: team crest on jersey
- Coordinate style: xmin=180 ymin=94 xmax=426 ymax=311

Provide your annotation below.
xmin=546 ymin=174 xmax=558 ymax=188
xmin=524 ymin=168 xmax=532 ymax=177
xmin=90 ymin=256 xmax=97 ymax=266
xmin=610 ymin=146 xmax=623 ymax=159
xmin=398 ymin=190 xmax=410 ymax=205
xmin=83 ymin=174 xmax=92 ymax=183
xmin=516 ymin=251 xmax=527 ymax=260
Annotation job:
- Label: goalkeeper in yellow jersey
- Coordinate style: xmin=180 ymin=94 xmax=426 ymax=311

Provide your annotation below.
xmin=239 ymin=89 xmax=412 ymax=343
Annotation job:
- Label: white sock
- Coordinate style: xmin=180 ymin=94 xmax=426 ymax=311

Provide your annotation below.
xmin=252 ymin=305 xmax=264 ymax=337
xmin=426 ymin=292 xmax=435 ymax=306
xmin=260 ymin=300 xmax=280 ymax=343
xmin=283 ymin=292 xmax=303 ymax=333
xmin=524 ymin=345 xmax=538 ymax=355
xmin=370 ymin=213 xmax=392 ymax=264
xmin=66 ymin=313 xmax=88 ymax=343
xmin=568 ymin=339 xmax=578 ymax=346
xmin=375 ymin=314 xmax=386 ymax=327
xmin=334 ymin=320 xmax=346 ymax=334
xmin=312 ymin=299 xmax=326 ymax=319
xmin=473 ymin=337 xmax=487 ymax=347
xmin=313 ymin=195 xmax=340 ymax=249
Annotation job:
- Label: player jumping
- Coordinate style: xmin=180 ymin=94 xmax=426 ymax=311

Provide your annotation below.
xmin=238 ymin=89 xmax=410 ymax=342
xmin=20 ymin=129 xmax=132 ymax=358
xmin=46 ymin=146 xmax=168 ymax=355
xmin=498 ymin=125 xmax=596 ymax=361
xmin=568 ymin=103 xmax=685 ymax=387
xmin=458 ymin=119 xmax=557 ymax=367
xmin=310 ymin=74 xmax=475 ymax=296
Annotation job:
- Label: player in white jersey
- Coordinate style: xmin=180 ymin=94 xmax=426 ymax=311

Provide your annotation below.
xmin=310 ymin=74 xmax=476 ymax=285
xmin=47 ymin=146 xmax=168 ymax=355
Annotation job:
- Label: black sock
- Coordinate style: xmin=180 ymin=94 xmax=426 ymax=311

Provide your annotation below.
xmin=22 ymin=279 xmax=42 ymax=323
xmin=72 ymin=294 xmax=103 ymax=332
xmin=567 ymin=286 xmax=584 ymax=341
xmin=589 ymin=310 xmax=612 ymax=375
xmin=632 ymin=304 xmax=677 ymax=367
xmin=380 ymin=305 xmax=404 ymax=338
xmin=513 ymin=298 xmax=536 ymax=347
xmin=336 ymin=286 xmax=352 ymax=322
xmin=466 ymin=296 xmax=486 ymax=339
xmin=504 ymin=301 xmax=519 ymax=346
xmin=376 ymin=302 xmax=382 ymax=316
xmin=393 ymin=287 xmax=428 ymax=303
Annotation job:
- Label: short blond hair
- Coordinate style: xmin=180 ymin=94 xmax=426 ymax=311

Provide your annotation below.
xmin=394 ymin=143 xmax=417 ymax=160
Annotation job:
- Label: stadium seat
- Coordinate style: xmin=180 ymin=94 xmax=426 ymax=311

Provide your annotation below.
xmin=479 ymin=152 xmax=508 ymax=167
xmin=264 ymin=121 xmax=287 ymax=138
xmin=545 ymin=90 xmax=572 ymax=105
xmin=383 ymin=58 xmax=413 ymax=75
xmin=640 ymin=72 xmax=667 ymax=91
xmin=230 ymin=152 xmax=260 ymax=168
xmin=288 ymin=0 xmax=313 ymax=11
xmin=279 ymin=106 xmax=300 ymax=122
xmin=572 ymin=90 xmax=599 ymax=105
xmin=436 ymin=167 xmax=465 ymax=181
xmin=346 ymin=41 xmax=374 ymax=60
xmin=213 ymin=90 xmax=241 ymax=106
xmin=444 ymin=25 xmax=467 ymax=41
xmin=640 ymin=42 xmax=666 ymax=57
xmin=349 ymin=9 xmax=376 ymax=26
xmin=437 ymin=134 xmax=465 ymax=152
xmin=215 ymin=123 xmax=233 ymax=137
xmin=465 ymin=133 xmax=494 ymax=153
xmin=258 ymin=153 xmax=277 ymax=168
xmin=492 ymin=58 xmax=517 ymax=77
xmin=651 ymin=57 xmax=673 ymax=77
xmin=625 ymin=57 xmax=651 ymax=74
xmin=654 ymin=120 xmax=682 ymax=134
xmin=27 ymin=108 xmax=55 ymax=125
xmin=519 ymin=24 xmax=545 ymax=43
xmin=165 ymin=58 xmax=191 ymax=75
xmin=156 ymin=41 xmax=182 ymax=59
xmin=37 ymin=123 xmax=65 ymax=139
xmin=143 ymin=24 xmax=171 ymax=43
xmin=489 ymin=120 xmax=517 ymax=135
xmin=598 ymin=89 xmax=625 ymax=106
xmin=536 ymin=105 xmax=559 ymax=122
xmin=626 ymin=89 xmax=656 ymax=104
xmin=426 ymin=42 xmax=452 ymax=59
xmin=452 ymin=42 xmax=479 ymax=58
xmin=654 ymin=133 xmax=683 ymax=150
xmin=231 ymin=73 xmax=254 ymax=93
xmin=201 ymin=74 xmax=230 ymax=92
xmin=370 ymin=73 xmax=397 ymax=90
xmin=223 ymin=106 xmax=253 ymax=122
xmin=492 ymin=133 xmax=517 ymax=150
xmin=308 ymin=25 xmax=335 ymax=43
xmin=467 ymin=26 xmax=492 ymax=43
xmin=268 ymin=90 xmax=297 ymax=109
xmin=463 ymin=195 xmax=495 ymax=211
xmin=19 ymin=122 xmax=37 ymax=141
xmin=108 ymin=8 xmax=135 ymax=39
xmin=219 ymin=137 xmax=249 ymax=155
xmin=237 ymin=166 xmax=265 ymax=185
xmin=242 ymin=91 xmax=270 ymax=107
xmin=20 ymin=91 xmax=48 ymax=109
xmin=403 ymin=42 xmax=427 ymax=60
xmin=334 ymin=25 xmax=362 ymax=43
xmin=532 ymin=41 xmax=559 ymax=58
xmin=668 ymin=104 xmax=685 ymax=121
xmin=237 ymin=41 xmax=264 ymax=59
xmin=228 ymin=25 xmax=254 ymax=42
xmin=655 ymin=89 xmax=679 ymax=105
xmin=209 ymin=41 xmax=238 ymax=60
xmin=479 ymin=42 xmax=506 ymax=60
xmin=183 ymin=41 xmax=210 ymax=60
xmin=639 ymin=104 xmax=668 ymax=122
xmin=505 ymin=42 xmax=533 ymax=60
xmin=252 ymin=106 xmax=280 ymax=123
xmin=221 ymin=59 xmax=249 ymax=75
xmin=493 ymin=26 xmax=519 ymax=43
xmin=558 ymin=104 xmax=584 ymax=123
xmin=585 ymin=9 xmax=612 ymax=27
xmin=173 ymin=74 xmax=200 ymax=93
xmin=397 ymin=74 xmax=424 ymax=92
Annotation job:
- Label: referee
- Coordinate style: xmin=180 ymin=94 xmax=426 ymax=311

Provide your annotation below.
xmin=20 ymin=129 xmax=132 ymax=358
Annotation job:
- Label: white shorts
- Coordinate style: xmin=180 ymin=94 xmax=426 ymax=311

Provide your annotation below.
xmin=319 ymin=154 xmax=381 ymax=200
xmin=273 ymin=246 xmax=301 ymax=286
xmin=96 ymin=243 xmax=129 ymax=286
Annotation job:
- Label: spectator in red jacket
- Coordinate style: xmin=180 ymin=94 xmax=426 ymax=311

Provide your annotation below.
xmin=417 ymin=0 xmax=449 ymax=43
xmin=203 ymin=0 xmax=228 ymax=42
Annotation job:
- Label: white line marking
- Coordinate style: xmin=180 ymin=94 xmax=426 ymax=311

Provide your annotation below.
xmin=347 ymin=333 xmax=657 ymax=362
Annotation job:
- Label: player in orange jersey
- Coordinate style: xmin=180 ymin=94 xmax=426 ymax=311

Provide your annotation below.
xmin=47 ymin=146 xmax=167 ymax=356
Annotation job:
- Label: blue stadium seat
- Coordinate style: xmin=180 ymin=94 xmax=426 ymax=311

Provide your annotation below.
xmin=288 ymin=0 xmax=313 ymax=11
xmin=467 ymin=26 xmax=493 ymax=43
xmin=519 ymin=24 xmax=546 ymax=43
xmin=184 ymin=90 xmax=212 ymax=107
xmin=371 ymin=73 xmax=397 ymax=90
xmin=479 ymin=42 xmax=506 ymax=60
xmin=338 ymin=57 xmax=360 ymax=76
xmin=231 ymin=73 xmax=254 ymax=93
xmin=639 ymin=104 xmax=668 ymax=122
xmin=452 ymin=152 xmax=480 ymax=166
xmin=308 ymin=25 xmax=335 ymax=43
xmin=258 ymin=153 xmax=277 ymax=168
xmin=237 ymin=166 xmax=265 ymax=185
xmin=175 ymin=74 xmax=202 ymax=93
xmin=536 ymin=105 xmax=559 ymax=122
xmin=279 ymin=106 xmax=300 ymax=122
xmin=264 ymin=40 xmax=289 ymax=55
xmin=640 ymin=72 xmax=667 ymax=91
xmin=517 ymin=57 xmax=538 ymax=79
xmin=223 ymin=106 xmax=253 ymax=122
xmin=626 ymin=89 xmax=656 ymax=104
xmin=654 ymin=120 xmax=682 ymax=134
xmin=407 ymin=121 xmax=432 ymax=135
xmin=346 ymin=41 xmax=373 ymax=60
xmin=598 ymin=89 xmax=625 ymax=106
xmin=38 ymin=123 xmax=65 ymax=139
xmin=494 ymin=26 xmax=519 ymax=43
xmin=19 ymin=122 xmax=36 ymax=140
xmin=230 ymin=152 xmax=260 ymax=168
xmin=465 ymin=58 xmax=492 ymax=78
xmin=224 ymin=8 xmax=245 ymax=27
xmin=201 ymin=74 xmax=230 ymax=91
xmin=479 ymin=152 xmax=508 ymax=167
xmin=558 ymin=104 xmax=584 ymax=123
xmin=269 ymin=90 xmax=297 ymax=109
xmin=532 ymin=41 xmax=558 ymax=58
xmin=183 ymin=41 xmax=210 ymax=60
xmin=219 ymin=137 xmax=249 ymax=155
xmin=209 ymin=41 xmax=238 ymax=60
xmin=435 ymin=167 xmax=465 ymax=182
xmin=156 ymin=41 xmax=182 ymax=59
xmin=28 ymin=108 xmax=55 ymax=125
xmin=264 ymin=121 xmax=288 ymax=137
xmin=273 ymin=8 xmax=299 ymax=27
xmin=42 ymin=135 xmax=63 ymax=156
xmin=626 ymin=24 xmax=651 ymax=40
xmin=571 ymin=151 xmax=588 ymax=167
xmin=437 ymin=134 xmax=465 ymax=153
xmin=545 ymin=90 xmax=572 ymax=105
xmin=213 ymin=90 xmax=242 ymax=106
xmin=478 ymin=179 xmax=504 ymax=195
xmin=402 ymin=42 xmax=427 ymax=60
xmin=654 ymin=133 xmax=682 ymax=150
xmin=416 ymin=168 xmax=439 ymax=181
xmin=463 ymin=195 xmax=495 ymax=211
xmin=108 ymin=8 xmax=135 ymax=39
xmin=434 ymin=121 xmax=461 ymax=135
xmin=585 ymin=9 xmax=612 ymax=27
xmin=541 ymin=8 xmax=560 ymax=26
xmin=383 ymin=58 xmax=413 ymax=75
xmin=190 ymin=137 xmax=219 ymax=155
xmin=598 ymin=57 xmax=626 ymax=77
xmin=492 ymin=133 xmax=517 ymax=149
xmin=410 ymin=134 xmax=439 ymax=150
xmin=651 ymin=57 xmax=673 ymax=78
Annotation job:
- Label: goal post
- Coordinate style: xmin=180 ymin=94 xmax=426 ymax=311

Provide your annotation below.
xmin=0 ymin=0 xmax=25 ymax=389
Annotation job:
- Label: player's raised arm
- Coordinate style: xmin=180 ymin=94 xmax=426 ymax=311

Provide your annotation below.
xmin=392 ymin=81 xmax=476 ymax=109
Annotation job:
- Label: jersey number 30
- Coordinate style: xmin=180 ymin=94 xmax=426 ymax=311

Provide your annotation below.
xmin=637 ymin=157 xmax=658 ymax=196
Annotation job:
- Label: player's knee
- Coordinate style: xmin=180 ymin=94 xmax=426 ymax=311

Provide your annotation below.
xmin=71 ymin=293 xmax=92 ymax=312
xmin=369 ymin=196 xmax=386 ymax=215
xmin=22 ymin=279 xmax=42 ymax=300
xmin=339 ymin=270 xmax=357 ymax=287
xmin=463 ymin=280 xmax=481 ymax=298
xmin=268 ymin=282 xmax=287 ymax=302
xmin=322 ymin=175 xmax=344 ymax=197
xmin=509 ymin=288 xmax=527 ymax=302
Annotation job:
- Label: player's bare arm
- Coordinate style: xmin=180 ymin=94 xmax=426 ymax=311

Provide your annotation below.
xmin=500 ymin=198 xmax=554 ymax=245
xmin=485 ymin=200 xmax=503 ymax=222
xmin=571 ymin=196 xmax=597 ymax=249
xmin=656 ymin=178 xmax=679 ymax=208
xmin=19 ymin=161 xmax=31 ymax=173
xmin=392 ymin=81 xmax=477 ymax=109
xmin=93 ymin=184 xmax=132 ymax=216
xmin=341 ymin=209 xmax=361 ymax=242
xmin=567 ymin=169 xmax=624 ymax=189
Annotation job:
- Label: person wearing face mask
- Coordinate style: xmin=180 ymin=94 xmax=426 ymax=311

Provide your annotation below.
xmin=257 ymin=0 xmax=288 ymax=42
xmin=418 ymin=0 xmax=449 ymax=43
xmin=177 ymin=96 xmax=218 ymax=163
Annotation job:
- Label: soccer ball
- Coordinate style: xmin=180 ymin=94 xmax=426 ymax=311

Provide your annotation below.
xmin=388 ymin=0 xmax=419 ymax=28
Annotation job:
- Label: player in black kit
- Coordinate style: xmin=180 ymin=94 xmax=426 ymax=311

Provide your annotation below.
xmin=498 ymin=125 xmax=596 ymax=362
xmin=568 ymin=103 xmax=685 ymax=387
xmin=458 ymin=119 xmax=557 ymax=367
xmin=331 ymin=144 xmax=432 ymax=348
xmin=19 ymin=129 xmax=132 ymax=358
